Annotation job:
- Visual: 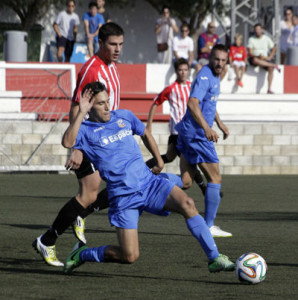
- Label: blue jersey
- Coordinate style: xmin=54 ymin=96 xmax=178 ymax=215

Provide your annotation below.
xmin=83 ymin=12 xmax=105 ymax=42
xmin=175 ymin=65 xmax=220 ymax=141
xmin=74 ymin=110 xmax=154 ymax=198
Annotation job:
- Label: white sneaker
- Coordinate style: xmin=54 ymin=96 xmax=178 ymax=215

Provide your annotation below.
xmin=210 ymin=225 xmax=232 ymax=238
xmin=32 ymin=235 xmax=64 ymax=267
xmin=72 ymin=216 xmax=86 ymax=244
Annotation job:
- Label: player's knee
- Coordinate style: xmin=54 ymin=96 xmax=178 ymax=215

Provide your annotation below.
xmin=209 ymin=174 xmax=222 ymax=184
xmin=180 ymin=196 xmax=197 ymax=216
xmin=182 ymin=179 xmax=193 ymax=189
xmin=122 ymin=251 xmax=139 ymax=264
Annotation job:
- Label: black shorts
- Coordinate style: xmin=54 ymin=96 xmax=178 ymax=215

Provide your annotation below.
xmin=75 ymin=155 xmax=96 ymax=179
xmin=56 ymin=36 xmax=75 ymax=58
xmin=168 ymin=134 xmax=180 ymax=156
xmin=249 ymin=57 xmax=275 ymax=70
xmin=168 ymin=134 xmax=178 ymax=146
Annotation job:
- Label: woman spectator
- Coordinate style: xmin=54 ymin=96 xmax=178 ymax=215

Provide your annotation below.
xmin=155 ymin=5 xmax=178 ymax=64
xmin=280 ymin=7 xmax=294 ymax=64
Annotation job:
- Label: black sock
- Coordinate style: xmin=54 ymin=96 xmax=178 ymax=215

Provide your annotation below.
xmin=146 ymin=154 xmax=170 ymax=168
xmin=84 ymin=188 xmax=109 ymax=217
xmin=194 ymin=170 xmax=206 ymax=195
xmin=41 ymin=197 xmax=88 ymax=246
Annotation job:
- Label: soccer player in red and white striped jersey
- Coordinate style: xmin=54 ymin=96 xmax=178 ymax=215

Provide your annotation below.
xmin=33 ymin=23 xmax=124 ymax=267
xmin=146 ymin=58 xmax=191 ymax=164
xmin=146 ymin=58 xmax=207 ymax=196
xmin=71 ymin=52 xmax=120 ymax=111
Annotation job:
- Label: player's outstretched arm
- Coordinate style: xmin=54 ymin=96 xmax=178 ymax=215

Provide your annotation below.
xmin=146 ymin=102 xmax=158 ymax=133
xmin=62 ymin=89 xmax=94 ymax=148
xmin=215 ymin=111 xmax=229 ymax=140
xmin=141 ymin=128 xmax=164 ymax=174
xmin=188 ymin=97 xmax=219 ymax=142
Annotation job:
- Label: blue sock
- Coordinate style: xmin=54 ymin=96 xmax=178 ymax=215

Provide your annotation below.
xmin=79 ymin=245 xmax=109 ymax=263
xmin=186 ymin=215 xmax=219 ymax=260
xmin=204 ymin=183 xmax=221 ymax=227
xmin=159 ymin=172 xmax=183 ymax=188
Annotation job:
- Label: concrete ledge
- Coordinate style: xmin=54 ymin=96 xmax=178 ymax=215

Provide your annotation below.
xmin=0 ymin=165 xmax=69 ymax=173
xmin=0 ymin=113 xmax=37 ymax=120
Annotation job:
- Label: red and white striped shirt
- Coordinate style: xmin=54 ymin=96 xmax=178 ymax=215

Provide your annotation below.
xmin=72 ymin=55 xmax=120 ymax=111
xmin=154 ymin=80 xmax=191 ymax=134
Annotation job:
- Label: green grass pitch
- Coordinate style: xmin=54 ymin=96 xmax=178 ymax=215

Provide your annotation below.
xmin=0 ymin=174 xmax=297 ymax=300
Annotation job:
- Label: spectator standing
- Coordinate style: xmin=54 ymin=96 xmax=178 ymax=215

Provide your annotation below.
xmin=229 ymin=34 xmax=247 ymax=87
xmin=172 ymin=23 xmax=195 ymax=68
xmin=83 ymin=1 xmax=104 ymax=57
xmin=280 ymin=7 xmax=294 ymax=64
xmin=290 ymin=15 xmax=298 ymax=46
xmin=197 ymin=22 xmax=220 ymax=72
xmin=53 ymin=0 xmax=80 ymax=62
xmin=97 ymin=0 xmax=111 ymax=23
xmin=247 ymin=23 xmax=280 ymax=94
xmin=155 ymin=5 xmax=178 ymax=64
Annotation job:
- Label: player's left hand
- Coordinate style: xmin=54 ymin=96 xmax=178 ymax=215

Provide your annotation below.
xmin=220 ymin=123 xmax=229 ymax=140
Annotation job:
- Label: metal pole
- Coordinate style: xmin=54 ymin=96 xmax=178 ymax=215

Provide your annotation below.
xmin=231 ymin=0 xmax=236 ymax=45
xmin=274 ymin=0 xmax=280 ymax=65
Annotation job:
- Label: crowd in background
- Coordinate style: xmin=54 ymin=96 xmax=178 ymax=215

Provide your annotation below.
xmin=54 ymin=0 xmax=298 ymax=87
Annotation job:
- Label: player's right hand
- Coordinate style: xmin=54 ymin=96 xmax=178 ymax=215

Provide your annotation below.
xmin=205 ymin=128 xmax=219 ymax=142
xmin=65 ymin=149 xmax=83 ymax=170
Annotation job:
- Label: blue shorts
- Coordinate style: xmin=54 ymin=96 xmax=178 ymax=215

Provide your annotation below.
xmin=176 ymin=135 xmax=219 ymax=165
xmin=108 ymin=176 xmax=175 ymax=229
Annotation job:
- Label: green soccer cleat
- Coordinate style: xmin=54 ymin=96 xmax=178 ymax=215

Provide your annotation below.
xmin=72 ymin=216 xmax=87 ymax=244
xmin=32 ymin=235 xmax=64 ymax=267
xmin=63 ymin=242 xmax=87 ymax=274
xmin=208 ymin=254 xmax=236 ymax=273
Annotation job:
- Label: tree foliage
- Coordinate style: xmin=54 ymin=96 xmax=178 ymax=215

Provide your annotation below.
xmin=143 ymin=0 xmax=228 ymax=38
xmin=0 ymin=0 xmax=66 ymax=31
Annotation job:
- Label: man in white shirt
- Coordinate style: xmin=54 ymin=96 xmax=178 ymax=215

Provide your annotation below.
xmin=172 ymin=23 xmax=196 ymax=68
xmin=53 ymin=0 xmax=80 ymax=62
xmin=248 ymin=23 xmax=280 ymax=94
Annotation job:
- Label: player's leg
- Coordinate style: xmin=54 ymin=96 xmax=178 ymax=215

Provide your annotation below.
xmin=199 ymin=162 xmax=231 ymax=237
xmin=146 ymin=135 xmax=178 ymax=168
xmin=267 ymin=66 xmax=274 ymax=93
xmin=179 ymin=153 xmax=196 ymax=189
xmin=64 ymin=40 xmax=74 ymax=62
xmin=163 ymin=186 xmax=235 ymax=272
xmin=64 ymin=208 xmax=141 ymax=274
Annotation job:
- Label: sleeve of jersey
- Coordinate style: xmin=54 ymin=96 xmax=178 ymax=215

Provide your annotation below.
xmin=125 ymin=110 xmax=145 ymax=136
xmin=73 ymin=126 xmax=84 ymax=151
xmin=198 ymin=35 xmax=205 ymax=50
xmin=72 ymin=69 xmax=98 ymax=103
xmin=154 ymin=86 xmax=170 ymax=105
xmin=190 ymin=73 xmax=209 ymax=101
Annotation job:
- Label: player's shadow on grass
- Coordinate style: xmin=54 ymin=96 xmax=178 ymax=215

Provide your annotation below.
xmin=4 ymin=195 xmax=72 ymax=200
xmin=217 ymin=211 xmax=298 ymax=222
xmin=268 ymin=262 xmax=298 ymax=268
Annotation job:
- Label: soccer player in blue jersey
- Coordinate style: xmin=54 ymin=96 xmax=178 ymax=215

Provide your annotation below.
xmin=175 ymin=44 xmax=232 ymax=238
xmin=61 ymin=81 xmax=235 ymax=274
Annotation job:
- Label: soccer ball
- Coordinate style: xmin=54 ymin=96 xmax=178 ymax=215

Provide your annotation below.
xmin=236 ymin=253 xmax=267 ymax=284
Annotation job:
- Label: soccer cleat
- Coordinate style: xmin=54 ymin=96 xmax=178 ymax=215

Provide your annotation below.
xmin=32 ymin=235 xmax=64 ymax=267
xmin=63 ymin=242 xmax=87 ymax=274
xmin=237 ymin=80 xmax=244 ymax=87
xmin=210 ymin=225 xmax=232 ymax=238
xmin=72 ymin=216 xmax=87 ymax=244
xmin=208 ymin=254 xmax=236 ymax=273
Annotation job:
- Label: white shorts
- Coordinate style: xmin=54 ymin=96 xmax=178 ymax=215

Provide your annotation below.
xmin=232 ymin=61 xmax=246 ymax=67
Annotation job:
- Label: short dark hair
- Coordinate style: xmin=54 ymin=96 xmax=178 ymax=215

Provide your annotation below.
xmin=66 ymin=0 xmax=75 ymax=6
xmin=98 ymin=22 xmax=124 ymax=43
xmin=161 ymin=5 xmax=170 ymax=13
xmin=82 ymin=82 xmax=107 ymax=97
xmin=180 ymin=22 xmax=190 ymax=31
xmin=174 ymin=58 xmax=189 ymax=72
xmin=210 ymin=44 xmax=228 ymax=59
xmin=88 ymin=1 xmax=98 ymax=9
xmin=254 ymin=23 xmax=262 ymax=29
